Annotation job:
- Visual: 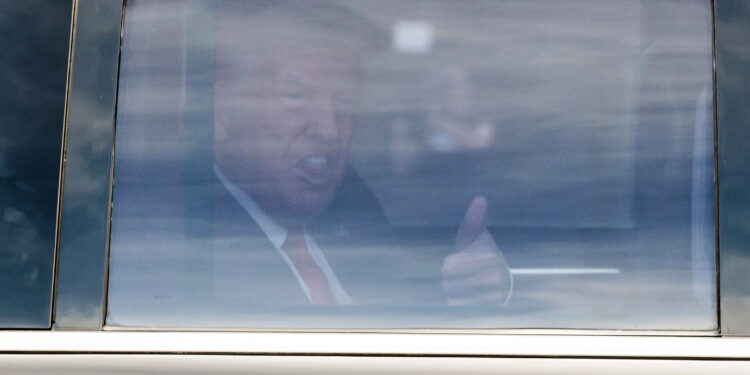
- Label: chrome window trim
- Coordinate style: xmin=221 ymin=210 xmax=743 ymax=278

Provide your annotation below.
xmin=0 ymin=331 xmax=749 ymax=359
xmin=49 ymin=0 xmax=80 ymax=330
xmin=102 ymin=326 xmax=717 ymax=337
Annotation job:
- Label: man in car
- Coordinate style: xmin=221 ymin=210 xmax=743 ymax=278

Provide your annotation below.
xmin=210 ymin=1 xmax=511 ymax=307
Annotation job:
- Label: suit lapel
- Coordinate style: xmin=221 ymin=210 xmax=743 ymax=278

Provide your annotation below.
xmin=212 ymin=181 xmax=310 ymax=307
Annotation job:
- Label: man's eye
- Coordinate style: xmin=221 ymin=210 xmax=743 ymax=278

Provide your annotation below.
xmin=335 ymin=97 xmax=356 ymax=109
xmin=281 ymin=93 xmax=305 ymax=102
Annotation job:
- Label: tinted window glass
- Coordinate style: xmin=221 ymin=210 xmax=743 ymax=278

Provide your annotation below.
xmin=108 ymin=0 xmax=716 ymax=330
xmin=0 ymin=0 xmax=72 ymax=327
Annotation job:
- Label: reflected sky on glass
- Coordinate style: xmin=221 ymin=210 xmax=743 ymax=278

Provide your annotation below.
xmin=108 ymin=0 xmax=716 ymax=330
xmin=0 ymin=0 xmax=71 ymax=328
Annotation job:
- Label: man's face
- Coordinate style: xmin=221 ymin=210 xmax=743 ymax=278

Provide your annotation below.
xmin=215 ymin=43 xmax=359 ymax=224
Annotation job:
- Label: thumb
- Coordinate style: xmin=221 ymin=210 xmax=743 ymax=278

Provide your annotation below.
xmin=455 ymin=196 xmax=487 ymax=251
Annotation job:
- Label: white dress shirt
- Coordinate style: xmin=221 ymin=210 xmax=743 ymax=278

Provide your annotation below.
xmin=214 ymin=165 xmax=353 ymax=305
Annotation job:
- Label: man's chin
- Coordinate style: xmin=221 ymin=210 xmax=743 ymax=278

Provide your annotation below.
xmin=280 ymin=191 xmax=335 ymax=223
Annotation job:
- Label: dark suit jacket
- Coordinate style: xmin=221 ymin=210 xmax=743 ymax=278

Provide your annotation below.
xmin=208 ymin=167 xmax=446 ymax=310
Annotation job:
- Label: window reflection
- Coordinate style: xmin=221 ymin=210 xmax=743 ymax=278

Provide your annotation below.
xmin=0 ymin=0 xmax=71 ymax=328
xmin=108 ymin=0 xmax=716 ymax=329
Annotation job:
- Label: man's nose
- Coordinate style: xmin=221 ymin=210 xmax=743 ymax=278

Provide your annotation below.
xmin=304 ymin=95 xmax=339 ymax=140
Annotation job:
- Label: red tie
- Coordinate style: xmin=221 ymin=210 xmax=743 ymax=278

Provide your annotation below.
xmin=281 ymin=226 xmax=336 ymax=305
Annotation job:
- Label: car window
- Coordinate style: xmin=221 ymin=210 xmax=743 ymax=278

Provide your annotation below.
xmin=0 ymin=0 xmax=72 ymax=328
xmin=106 ymin=0 xmax=716 ymax=330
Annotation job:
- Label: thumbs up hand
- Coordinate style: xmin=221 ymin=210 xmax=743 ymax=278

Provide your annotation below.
xmin=442 ymin=196 xmax=512 ymax=306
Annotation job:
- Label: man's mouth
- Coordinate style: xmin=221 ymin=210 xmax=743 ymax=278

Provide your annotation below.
xmin=296 ymin=153 xmax=336 ymax=187
xmin=303 ymin=155 xmax=329 ymax=169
